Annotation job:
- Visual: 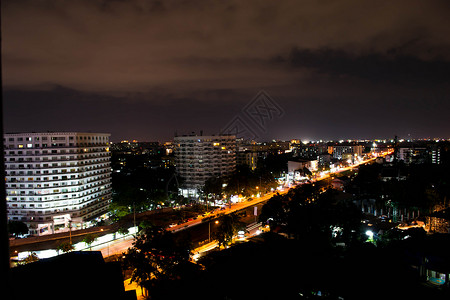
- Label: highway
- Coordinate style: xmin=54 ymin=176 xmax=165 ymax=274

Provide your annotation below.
xmin=167 ymin=154 xmax=383 ymax=234
xmin=95 ymin=154 xmax=386 ymax=258
xmin=166 ymin=190 xmax=280 ymax=233
xmin=13 ymin=152 xmax=390 ymax=261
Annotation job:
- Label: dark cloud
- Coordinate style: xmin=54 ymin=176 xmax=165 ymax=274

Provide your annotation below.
xmin=2 ymin=86 xmax=253 ymax=141
xmin=282 ymin=47 xmax=450 ymax=85
xmin=2 ymin=0 xmax=450 ymax=140
xmin=4 ymin=0 xmax=450 ymax=91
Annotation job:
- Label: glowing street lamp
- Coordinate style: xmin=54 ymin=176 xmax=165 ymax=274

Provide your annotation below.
xmin=209 ymin=220 xmax=219 ymax=242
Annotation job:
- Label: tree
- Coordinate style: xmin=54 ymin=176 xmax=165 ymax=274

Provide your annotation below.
xmin=302 ymin=167 xmax=312 ymax=178
xmin=123 ymin=226 xmax=195 ymax=296
xmin=203 ymin=176 xmax=223 ymax=205
xmin=82 ymin=234 xmax=98 ymax=250
xmin=259 ymin=184 xmax=362 ymax=244
xmin=259 ymin=193 xmax=287 ymax=229
xmin=7 ymin=221 xmax=29 ymax=237
xmin=57 ymin=241 xmax=74 ymax=254
xmin=224 ymin=164 xmax=277 ymax=197
xmin=224 ymin=165 xmax=253 ymax=196
xmin=108 ymin=201 xmax=130 ymax=222
xmin=214 ymin=212 xmax=245 ymax=248
xmin=116 ymin=225 xmax=129 ymax=236
xmin=19 ymin=252 xmax=39 ymax=265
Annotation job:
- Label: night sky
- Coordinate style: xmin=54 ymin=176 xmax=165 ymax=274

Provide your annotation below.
xmin=2 ymin=0 xmax=450 ymax=142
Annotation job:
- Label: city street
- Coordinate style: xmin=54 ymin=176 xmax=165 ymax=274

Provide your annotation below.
xmin=168 ymin=155 xmax=381 ymax=234
xmin=96 ymin=154 xmax=382 ymax=259
xmin=94 ymin=236 xmax=134 ymax=258
xmin=11 ymin=154 xmax=386 ymax=261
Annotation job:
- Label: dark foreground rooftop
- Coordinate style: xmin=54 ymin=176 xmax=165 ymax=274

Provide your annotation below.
xmin=8 ymin=251 xmax=136 ymax=300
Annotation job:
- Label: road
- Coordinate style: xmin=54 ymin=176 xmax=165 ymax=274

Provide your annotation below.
xmin=14 ymin=153 xmax=388 ymax=260
xmin=167 ymin=155 xmax=381 ymax=234
xmin=167 ymin=190 xmax=280 ymax=233
xmin=93 ymin=236 xmax=135 ymax=258
xmin=97 ymin=154 xmax=382 ymax=258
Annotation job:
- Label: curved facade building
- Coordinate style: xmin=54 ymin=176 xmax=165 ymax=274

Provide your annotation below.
xmin=3 ymin=132 xmax=112 ymax=235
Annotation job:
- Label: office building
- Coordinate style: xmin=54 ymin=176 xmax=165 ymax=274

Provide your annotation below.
xmin=174 ymin=134 xmax=236 ymax=198
xmin=4 ymin=132 xmax=112 ymax=235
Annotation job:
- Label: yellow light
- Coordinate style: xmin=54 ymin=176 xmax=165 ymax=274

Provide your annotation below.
xmin=213 ymin=142 xmax=220 ymax=146
xmin=221 ymin=146 xmax=226 ymax=150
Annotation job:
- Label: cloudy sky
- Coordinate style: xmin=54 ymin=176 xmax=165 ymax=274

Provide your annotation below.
xmin=2 ymin=0 xmax=450 ymax=141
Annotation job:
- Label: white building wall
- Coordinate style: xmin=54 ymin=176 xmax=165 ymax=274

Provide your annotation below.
xmin=3 ymin=132 xmax=112 ymax=235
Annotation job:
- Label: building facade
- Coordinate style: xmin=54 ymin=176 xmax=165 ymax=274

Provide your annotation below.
xmin=236 ymin=150 xmax=258 ymax=171
xmin=328 ymin=144 xmax=363 ymax=159
xmin=174 ymin=135 xmax=236 ymax=198
xmin=4 ymin=132 xmax=112 ymax=235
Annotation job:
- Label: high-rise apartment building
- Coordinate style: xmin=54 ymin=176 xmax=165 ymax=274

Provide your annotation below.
xmin=174 ymin=134 xmax=236 ymax=198
xmin=3 ymin=132 xmax=112 ymax=235
xmin=328 ymin=144 xmax=363 ymax=159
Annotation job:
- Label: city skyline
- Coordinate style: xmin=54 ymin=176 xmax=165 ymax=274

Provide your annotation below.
xmin=3 ymin=0 xmax=450 ymax=142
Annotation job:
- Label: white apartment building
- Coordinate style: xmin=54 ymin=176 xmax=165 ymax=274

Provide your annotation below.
xmin=328 ymin=144 xmax=363 ymax=159
xmin=3 ymin=132 xmax=112 ymax=235
xmin=174 ymin=135 xmax=236 ymax=198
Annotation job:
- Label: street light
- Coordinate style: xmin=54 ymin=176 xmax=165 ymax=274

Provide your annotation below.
xmin=209 ymin=220 xmax=219 ymax=242
xmin=68 ymin=220 xmax=72 ymax=245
